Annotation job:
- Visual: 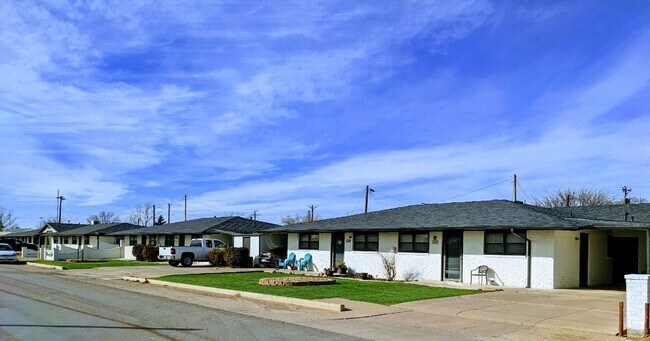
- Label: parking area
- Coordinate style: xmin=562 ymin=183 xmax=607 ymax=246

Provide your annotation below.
xmin=394 ymin=287 xmax=624 ymax=335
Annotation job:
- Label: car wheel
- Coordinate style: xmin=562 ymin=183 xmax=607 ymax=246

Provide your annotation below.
xmin=168 ymin=260 xmax=180 ymax=267
xmin=180 ymin=255 xmax=193 ymax=267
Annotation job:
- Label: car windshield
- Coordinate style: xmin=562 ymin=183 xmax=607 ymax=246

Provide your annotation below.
xmin=189 ymin=240 xmax=202 ymax=247
xmin=0 ymin=244 xmax=12 ymax=251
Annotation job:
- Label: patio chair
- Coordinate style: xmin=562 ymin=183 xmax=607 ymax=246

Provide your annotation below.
xmin=297 ymin=253 xmax=312 ymax=271
xmin=470 ymin=265 xmax=489 ymax=285
xmin=278 ymin=252 xmax=296 ymax=270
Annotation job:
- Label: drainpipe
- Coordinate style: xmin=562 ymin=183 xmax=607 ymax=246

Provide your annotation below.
xmin=511 ymin=229 xmax=532 ymax=288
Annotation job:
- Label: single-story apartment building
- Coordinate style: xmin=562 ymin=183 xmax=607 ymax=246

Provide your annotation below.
xmin=2 ymin=228 xmax=41 ymax=244
xmin=108 ymin=216 xmax=284 ymax=259
xmin=267 ymin=200 xmax=650 ymax=289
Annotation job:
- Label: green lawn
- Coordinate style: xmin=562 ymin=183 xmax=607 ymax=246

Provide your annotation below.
xmin=33 ymin=259 xmax=167 ymax=270
xmin=156 ymin=272 xmax=479 ymax=305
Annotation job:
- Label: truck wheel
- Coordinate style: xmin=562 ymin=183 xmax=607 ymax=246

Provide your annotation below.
xmin=168 ymin=260 xmax=180 ymax=267
xmin=180 ymin=255 xmax=193 ymax=267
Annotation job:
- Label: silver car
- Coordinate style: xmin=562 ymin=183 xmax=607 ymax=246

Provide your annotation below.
xmin=0 ymin=243 xmax=18 ymax=263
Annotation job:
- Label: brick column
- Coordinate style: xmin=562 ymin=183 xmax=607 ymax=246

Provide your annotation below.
xmin=626 ymin=274 xmax=650 ymax=335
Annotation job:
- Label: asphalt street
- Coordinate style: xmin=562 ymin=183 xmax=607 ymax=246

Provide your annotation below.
xmin=0 ymin=264 xmax=359 ymax=341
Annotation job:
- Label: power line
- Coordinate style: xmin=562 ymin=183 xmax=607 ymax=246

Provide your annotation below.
xmin=516 ymin=181 xmax=533 ymax=203
xmin=370 ymin=192 xmax=383 ymax=210
xmin=188 ymin=197 xmax=229 ymax=213
xmin=350 ymin=188 xmax=366 ymax=215
xmin=438 ymin=178 xmax=511 ymax=203
xmin=373 ymin=190 xmax=411 ymax=205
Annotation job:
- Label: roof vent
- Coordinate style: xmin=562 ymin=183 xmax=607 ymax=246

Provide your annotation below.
xmin=631 ymin=216 xmax=635 ymax=222
xmin=624 ymin=212 xmax=628 ymax=222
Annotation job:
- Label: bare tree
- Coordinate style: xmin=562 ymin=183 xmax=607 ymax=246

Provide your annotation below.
xmin=37 ymin=217 xmax=59 ymax=227
xmin=87 ymin=211 xmax=121 ymax=224
xmin=533 ymin=188 xmax=616 ymax=207
xmin=403 ymin=269 xmax=422 ymax=282
xmin=379 ymin=253 xmax=397 ymax=281
xmin=0 ymin=206 xmax=18 ymax=230
xmin=280 ymin=212 xmax=321 ymax=225
xmin=128 ymin=202 xmax=154 ymax=227
xmin=629 ymin=197 xmax=649 ymax=204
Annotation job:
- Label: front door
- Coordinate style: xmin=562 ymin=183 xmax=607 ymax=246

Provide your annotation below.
xmin=612 ymin=237 xmax=639 ymax=284
xmin=444 ymin=231 xmax=463 ymax=281
xmin=579 ymin=233 xmax=589 ymax=287
xmin=331 ymin=233 xmax=345 ymax=267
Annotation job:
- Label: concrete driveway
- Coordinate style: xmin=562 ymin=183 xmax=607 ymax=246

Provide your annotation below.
xmin=58 ymin=262 xmax=263 ymax=280
xmin=394 ymin=287 xmax=624 ymax=336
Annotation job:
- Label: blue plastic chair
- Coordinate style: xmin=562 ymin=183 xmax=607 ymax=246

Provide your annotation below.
xmin=297 ymin=253 xmax=312 ymax=271
xmin=278 ymin=252 xmax=295 ymax=269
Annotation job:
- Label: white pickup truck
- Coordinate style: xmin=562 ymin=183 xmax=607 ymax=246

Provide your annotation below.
xmin=158 ymin=238 xmax=227 ymax=267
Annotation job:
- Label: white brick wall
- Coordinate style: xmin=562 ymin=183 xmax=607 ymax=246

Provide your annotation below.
xmin=554 ymin=231 xmax=580 ymax=288
xmin=287 ymin=232 xmax=331 ymax=272
xmin=463 ymin=231 xmax=529 ymax=287
xmin=288 ymin=231 xmax=443 ymax=280
xmin=626 ymin=274 xmax=650 ymax=335
xmin=530 ymin=230 xmax=555 ymax=289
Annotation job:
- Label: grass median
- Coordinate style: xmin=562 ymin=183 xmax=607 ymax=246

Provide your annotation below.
xmin=156 ymin=272 xmax=479 ymax=305
xmin=33 ymin=259 xmax=167 ymax=270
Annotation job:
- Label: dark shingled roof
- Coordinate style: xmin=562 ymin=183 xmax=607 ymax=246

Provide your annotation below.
xmin=269 ymin=200 xmax=589 ymax=232
xmin=40 ymin=223 xmax=86 ymax=233
xmin=107 ymin=217 xmax=278 ymax=236
xmin=2 ymin=228 xmax=41 ymax=237
xmin=552 ymin=204 xmax=650 ymax=223
xmin=57 ymin=223 xmax=141 ymax=236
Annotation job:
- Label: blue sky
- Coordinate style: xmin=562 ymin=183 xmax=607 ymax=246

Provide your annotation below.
xmin=1 ymin=1 xmax=649 ymax=227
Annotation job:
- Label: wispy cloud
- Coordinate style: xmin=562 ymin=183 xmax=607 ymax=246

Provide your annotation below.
xmin=0 ymin=1 xmax=647 ymax=226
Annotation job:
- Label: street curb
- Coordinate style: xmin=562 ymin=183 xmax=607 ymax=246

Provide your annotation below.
xmin=26 ymin=262 xmax=64 ymax=270
xmin=137 ymin=278 xmax=345 ymax=313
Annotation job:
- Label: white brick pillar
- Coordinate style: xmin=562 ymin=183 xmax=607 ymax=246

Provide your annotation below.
xmin=626 ymin=274 xmax=650 ymax=335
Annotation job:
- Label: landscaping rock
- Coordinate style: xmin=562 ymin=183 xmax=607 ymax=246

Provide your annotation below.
xmin=259 ymin=277 xmax=336 ymax=286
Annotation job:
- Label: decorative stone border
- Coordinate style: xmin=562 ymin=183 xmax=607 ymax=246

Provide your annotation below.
xmin=259 ymin=277 xmax=336 ymax=286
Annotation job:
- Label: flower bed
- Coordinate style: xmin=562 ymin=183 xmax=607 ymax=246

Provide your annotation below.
xmin=259 ymin=277 xmax=336 ymax=286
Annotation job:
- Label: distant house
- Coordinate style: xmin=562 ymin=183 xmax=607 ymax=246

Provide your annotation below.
xmin=2 ymin=228 xmax=41 ymax=244
xmin=267 ymin=200 xmax=650 ymax=289
xmin=54 ymin=222 xmax=141 ymax=249
xmin=33 ymin=223 xmax=86 ymax=248
xmin=107 ymin=216 xmax=284 ymax=259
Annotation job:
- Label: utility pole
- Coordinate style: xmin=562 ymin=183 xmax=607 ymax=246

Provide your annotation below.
xmin=152 ymin=205 xmax=156 ymax=227
xmin=56 ymin=190 xmax=65 ymax=224
xmin=622 ymin=186 xmax=632 ymax=204
xmin=167 ymin=203 xmax=171 ymax=224
xmin=251 ymin=210 xmax=258 ymax=221
xmin=364 ymin=185 xmax=374 ymax=214
xmin=184 ymin=194 xmax=187 ymax=222
xmin=308 ymin=205 xmax=317 ymax=222
xmin=566 ymin=194 xmax=571 ymax=207
xmin=513 ymin=174 xmax=517 ymax=202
